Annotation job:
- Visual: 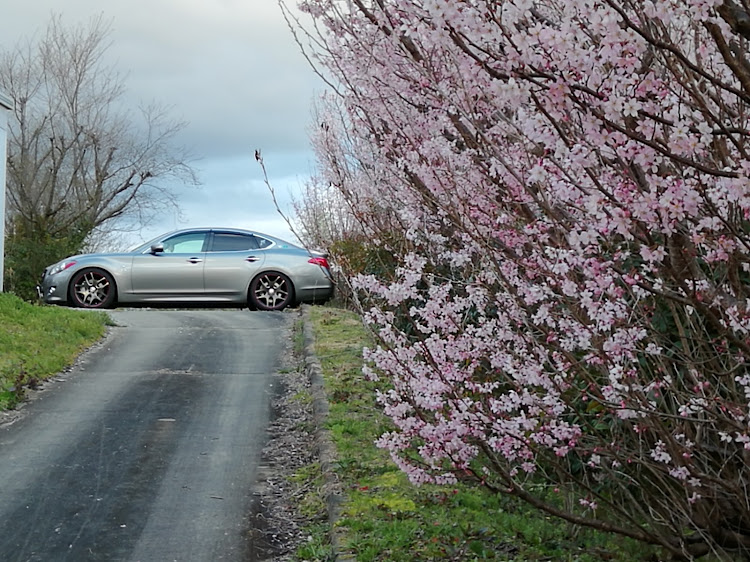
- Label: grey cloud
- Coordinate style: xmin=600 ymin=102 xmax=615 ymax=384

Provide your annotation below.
xmin=0 ymin=0 xmax=321 ymax=165
xmin=0 ymin=0 xmax=321 ymax=240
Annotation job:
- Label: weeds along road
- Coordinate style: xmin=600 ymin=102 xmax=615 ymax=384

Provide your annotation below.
xmin=0 ymin=308 xmax=291 ymax=561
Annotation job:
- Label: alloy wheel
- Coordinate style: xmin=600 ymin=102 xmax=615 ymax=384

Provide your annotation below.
xmin=72 ymin=269 xmax=114 ymax=308
xmin=251 ymin=272 xmax=292 ymax=310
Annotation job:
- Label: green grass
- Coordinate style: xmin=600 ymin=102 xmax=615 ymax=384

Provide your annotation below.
xmin=0 ymin=293 xmax=111 ymax=409
xmin=301 ymin=305 xmax=657 ymax=561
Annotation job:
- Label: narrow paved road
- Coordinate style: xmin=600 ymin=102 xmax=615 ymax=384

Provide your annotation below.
xmin=0 ymin=308 xmax=292 ymax=562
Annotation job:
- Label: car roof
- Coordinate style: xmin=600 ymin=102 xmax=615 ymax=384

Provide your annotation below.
xmin=132 ymin=227 xmax=303 ymax=252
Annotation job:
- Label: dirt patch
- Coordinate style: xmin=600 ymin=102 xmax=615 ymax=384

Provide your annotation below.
xmin=247 ymin=329 xmax=323 ymax=561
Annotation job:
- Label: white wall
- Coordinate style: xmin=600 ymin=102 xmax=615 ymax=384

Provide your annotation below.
xmin=0 ymin=91 xmax=11 ymax=292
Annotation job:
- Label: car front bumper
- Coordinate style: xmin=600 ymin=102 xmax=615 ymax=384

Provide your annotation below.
xmin=36 ymin=273 xmax=67 ymax=304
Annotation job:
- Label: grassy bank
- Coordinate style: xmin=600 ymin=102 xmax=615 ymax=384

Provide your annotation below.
xmin=0 ymin=293 xmax=111 ymax=410
xmin=299 ymin=306 xmax=655 ymax=561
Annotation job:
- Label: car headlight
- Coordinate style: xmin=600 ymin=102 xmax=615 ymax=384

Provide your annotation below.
xmin=48 ymin=260 xmax=77 ymax=276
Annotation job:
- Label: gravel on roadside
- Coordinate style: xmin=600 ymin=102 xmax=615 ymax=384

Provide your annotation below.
xmin=247 ymin=312 xmax=330 ymax=562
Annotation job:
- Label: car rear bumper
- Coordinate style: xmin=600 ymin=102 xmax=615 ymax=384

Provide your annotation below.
xmin=297 ymin=283 xmax=334 ymax=305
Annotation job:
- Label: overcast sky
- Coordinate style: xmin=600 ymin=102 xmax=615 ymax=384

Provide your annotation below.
xmin=0 ymin=0 xmax=322 ymax=246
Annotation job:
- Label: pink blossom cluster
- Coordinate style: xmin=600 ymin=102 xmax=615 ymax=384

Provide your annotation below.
xmin=298 ymin=0 xmax=750 ymax=554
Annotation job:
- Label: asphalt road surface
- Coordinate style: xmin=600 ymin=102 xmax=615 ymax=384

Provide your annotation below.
xmin=0 ymin=308 xmax=292 ymax=562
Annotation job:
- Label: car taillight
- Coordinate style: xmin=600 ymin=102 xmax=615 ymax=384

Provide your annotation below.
xmin=308 ymin=256 xmax=330 ymax=269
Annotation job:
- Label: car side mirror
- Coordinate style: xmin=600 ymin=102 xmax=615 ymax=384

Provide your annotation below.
xmin=150 ymin=243 xmax=164 ymax=254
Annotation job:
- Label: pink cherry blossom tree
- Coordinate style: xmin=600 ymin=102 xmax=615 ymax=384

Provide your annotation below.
xmin=292 ymin=0 xmax=750 ymax=557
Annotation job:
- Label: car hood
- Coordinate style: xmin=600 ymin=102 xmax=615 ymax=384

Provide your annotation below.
xmin=48 ymin=251 xmax=136 ymax=268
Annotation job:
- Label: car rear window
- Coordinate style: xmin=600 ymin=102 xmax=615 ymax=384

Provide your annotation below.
xmin=211 ymin=233 xmax=265 ymax=251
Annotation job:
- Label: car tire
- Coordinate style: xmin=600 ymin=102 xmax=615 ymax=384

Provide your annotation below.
xmin=69 ymin=268 xmax=117 ymax=309
xmin=249 ymin=272 xmax=293 ymax=311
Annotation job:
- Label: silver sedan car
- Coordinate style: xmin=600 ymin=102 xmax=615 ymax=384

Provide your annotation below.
xmin=36 ymin=227 xmax=334 ymax=311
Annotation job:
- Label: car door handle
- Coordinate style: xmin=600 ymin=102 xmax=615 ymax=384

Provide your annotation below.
xmin=188 ymin=257 xmax=203 ymax=264
xmin=245 ymin=256 xmax=260 ymax=263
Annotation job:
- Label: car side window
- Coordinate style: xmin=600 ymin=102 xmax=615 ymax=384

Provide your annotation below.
xmin=211 ymin=233 xmax=260 ymax=251
xmin=255 ymin=236 xmax=273 ymax=249
xmin=162 ymin=232 xmax=207 ymax=253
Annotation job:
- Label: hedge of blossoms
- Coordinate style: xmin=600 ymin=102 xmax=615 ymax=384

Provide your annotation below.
xmin=294 ymin=0 xmax=750 ymax=557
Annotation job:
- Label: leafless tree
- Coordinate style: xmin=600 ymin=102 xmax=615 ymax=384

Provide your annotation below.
xmin=1 ymin=14 xmax=197 ymax=243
